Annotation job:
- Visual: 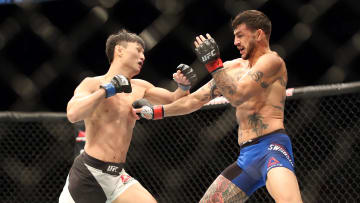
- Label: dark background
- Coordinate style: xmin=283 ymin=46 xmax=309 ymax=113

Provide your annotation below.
xmin=1 ymin=1 xmax=360 ymax=202
xmin=0 ymin=0 xmax=360 ymax=112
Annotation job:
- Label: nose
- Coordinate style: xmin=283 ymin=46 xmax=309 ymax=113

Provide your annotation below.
xmin=140 ymin=53 xmax=145 ymax=61
xmin=234 ymin=37 xmax=240 ymax=46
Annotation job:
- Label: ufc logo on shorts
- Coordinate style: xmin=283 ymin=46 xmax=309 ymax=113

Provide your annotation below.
xmin=202 ymin=49 xmax=216 ymax=62
xmin=107 ymin=165 xmax=119 ymax=173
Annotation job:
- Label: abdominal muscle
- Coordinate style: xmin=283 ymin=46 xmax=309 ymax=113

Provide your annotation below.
xmin=83 ymin=105 xmax=137 ymax=163
xmin=236 ymin=104 xmax=284 ymax=145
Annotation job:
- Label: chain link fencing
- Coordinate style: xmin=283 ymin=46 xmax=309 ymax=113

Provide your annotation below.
xmin=0 ymin=82 xmax=360 ymax=203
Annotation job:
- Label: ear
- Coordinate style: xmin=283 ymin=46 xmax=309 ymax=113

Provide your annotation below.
xmin=256 ymin=29 xmax=266 ymax=41
xmin=255 ymin=29 xmax=260 ymax=41
xmin=115 ymin=44 xmax=124 ymax=57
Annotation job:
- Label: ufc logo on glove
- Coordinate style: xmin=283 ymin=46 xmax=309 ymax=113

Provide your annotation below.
xmin=202 ymin=49 xmax=217 ymax=62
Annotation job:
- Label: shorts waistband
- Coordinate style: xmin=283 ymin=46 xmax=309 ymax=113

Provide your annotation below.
xmin=81 ymin=151 xmax=125 ymax=176
xmin=240 ymin=129 xmax=287 ymax=148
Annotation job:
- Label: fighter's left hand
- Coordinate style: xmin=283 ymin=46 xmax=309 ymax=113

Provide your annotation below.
xmin=194 ymin=33 xmax=224 ymax=74
xmin=194 ymin=33 xmax=213 ymax=48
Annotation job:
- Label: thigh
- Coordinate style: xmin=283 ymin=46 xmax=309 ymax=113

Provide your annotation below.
xmin=58 ymin=175 xmax=76 ymax=203
xmin=112 ymin=182 xmax=157 ymax=203
xmin=266 ymin=167 xmax=302 ymax=203
xmin=200 ymin=163 xmax=250 ymax=203
xmin=67 ymin=159 xmax=108 ymax=203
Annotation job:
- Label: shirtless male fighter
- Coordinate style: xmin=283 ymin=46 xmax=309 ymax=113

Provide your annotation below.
xmin=135 ymin=10 xmax=303 ymax=203
xmin=58 ymin=29 xmax=196 ymax=203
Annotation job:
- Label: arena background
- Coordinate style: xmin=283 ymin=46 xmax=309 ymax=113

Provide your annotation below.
xmin=0 ymin=0 xmax=360 ymax=203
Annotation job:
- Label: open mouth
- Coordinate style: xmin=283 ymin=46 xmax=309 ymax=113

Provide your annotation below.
xmin=239 ymin=47 xmax=245 ymax=54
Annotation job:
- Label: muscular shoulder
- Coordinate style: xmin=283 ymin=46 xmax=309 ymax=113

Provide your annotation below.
xmin=251 ymin=52 xmax=286 ymax=88
xmin=82 ymin=76 xmax=102 ymax=83
xmin=258 ymin=52 xmax=284 ymax=71
xmin=70 ymin=76 xmax=101 ymax=95
xmin=131 ymin=79 xmax=155 ymax=89
xmin=223 ymin=58 xmax=244 ymax=68
xmin=76 ymin=76 xmax=102 ymax=93
xmin=249 ymin=53 xmax=284 ymax=81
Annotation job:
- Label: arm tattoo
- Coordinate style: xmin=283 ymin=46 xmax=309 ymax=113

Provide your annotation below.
xmin=279 ymin=77 xmax=287 ymax=87
xmin=275 ymin=75 xmax=287 ymax=87
xmin=212 ymin=69 xmax=238 ymax=96
xmin=249 ymin=71 xmax=269 ymax=88
xmin=200 ymin=176 xmax=248 ymax=203
xmin=200 ymin=92 xmax=211 ymax=102
xmin=198 ymin=80 xmax=222 ymax=102
xmin=248 ymin=113 xmax=268 ymax=136
xmin=209 ymin=79 xmax=222 ymax=99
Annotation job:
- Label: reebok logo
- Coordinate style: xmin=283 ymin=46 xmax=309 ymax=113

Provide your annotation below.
xmin=201 ymin=49 xmax=216 ymax=62
xmin=268 ymin=143 xmax=294 ymax=167
xmin=107 ymin=165 xmax=119 ymax=173
xmin=121 ymin=174 xmax=131 ymax=184
xmin=268 ymin=157 xmax=280 ymax=168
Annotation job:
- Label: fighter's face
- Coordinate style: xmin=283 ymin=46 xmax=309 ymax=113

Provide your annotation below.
xmin=121 ymin=42 xmax=145 ymax=73
xmin=233 ymin=24 xmax=257 ymax=60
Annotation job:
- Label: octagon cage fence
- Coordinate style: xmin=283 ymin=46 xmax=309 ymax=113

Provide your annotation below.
xmin=0 ymin=81 xmax=359 ymax=203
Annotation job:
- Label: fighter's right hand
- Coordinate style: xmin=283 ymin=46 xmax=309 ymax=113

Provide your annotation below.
xmin=132 ymin=99 xmax=164 ymax=120
xmin=100 ymin=74 xmax=132 ymax=98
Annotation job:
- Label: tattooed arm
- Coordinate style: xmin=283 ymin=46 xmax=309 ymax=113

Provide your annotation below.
xmin=212 ymin=54 xmax=284 ymax=106
xmin=162 ymin=80 xmax=221 ymax=117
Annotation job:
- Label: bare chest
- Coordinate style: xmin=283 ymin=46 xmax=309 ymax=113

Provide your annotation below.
xmin=95 ymin=85 xmax=145 ymax=121
xmin=226 ymin=67 xmax=251 ymax=82
xmin=100 ymin=94 xmax=134 ymax=117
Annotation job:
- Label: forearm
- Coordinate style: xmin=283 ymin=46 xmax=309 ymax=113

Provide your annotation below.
xmin=171 ymin=88 xmax=190 ymax=102
xmin=67 ymin=89 xmax=105 ymax=123
xmin=145 ymin=87 xmax=190 ymax=105
xmin=163 ymin=94 xmax=205 ymax=117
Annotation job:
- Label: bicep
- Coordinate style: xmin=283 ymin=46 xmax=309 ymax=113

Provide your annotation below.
xmin=144 ymin=86 xmax=173 ymax=104
xmin=68 ymin=78 xmax=96 ymax=105
xmin=134 ymin=78 xmax=177 ymax=104
xmin=246 ymin=55 xmax=282 ymax=89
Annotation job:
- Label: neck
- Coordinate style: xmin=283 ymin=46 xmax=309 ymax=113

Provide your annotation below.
xmin=105 ymin=61 xmax=134 ymax=81
xmin=248 ymin=44 xmax=270 ymax=67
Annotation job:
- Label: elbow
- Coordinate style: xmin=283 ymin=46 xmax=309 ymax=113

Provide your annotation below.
xmin=67 ymin=108 xmax=79 ymax=123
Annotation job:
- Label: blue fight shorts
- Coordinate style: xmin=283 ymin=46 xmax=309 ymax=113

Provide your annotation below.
xmin=221 ymin=129 xmax=295 ymax=196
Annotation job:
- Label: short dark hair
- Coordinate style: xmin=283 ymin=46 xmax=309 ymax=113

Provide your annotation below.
xmin=231 ymin=10 xmax=272 ymax=39
xmin=105 ymin=29 xmax=145 ymax=64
